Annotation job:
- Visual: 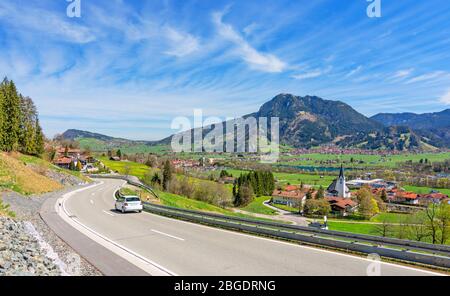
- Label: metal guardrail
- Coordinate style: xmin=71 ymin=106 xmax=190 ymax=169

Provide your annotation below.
xmin=87 ymin=174 xmax=450 ymax=269
xmin=144 ymin=201 xmax=450 ymax=254
xmin=143 ymin=202 xmax=450 ymax=269
xmin=86 ymin=174 xmax=159 ymax=198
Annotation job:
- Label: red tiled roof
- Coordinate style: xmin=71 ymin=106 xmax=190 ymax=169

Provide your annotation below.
xmin=284 ymin=185 xmax=299 ymax=192
xmin=420 ymin=193 xmax=448 ymax=200
xmin=272 ymin=189 xmax=305 ymax=200
xmin=326 ymin=197 xmax=357 ymax=209
xmin=396 ymin=192 xmax=418 ymax=199
xmin=53 ymin=157 xmax=72 ymax=165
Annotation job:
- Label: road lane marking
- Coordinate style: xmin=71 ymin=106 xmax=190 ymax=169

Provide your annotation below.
xmin=91 ymin=193 xmax=96 ymax=196
xmin=90 ymin=200 xmax=94 ymax=205
xmin=57 ymin=181 xmax=176 ymax=276
xmin=141 ymin=211 xmax=444 ymax=276
xmin=102 ymin=210 xmax=115 ymax=217
xmin=151 ymin=229 xmax=185 ymax=241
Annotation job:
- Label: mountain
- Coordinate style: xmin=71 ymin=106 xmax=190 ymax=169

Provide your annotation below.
xmin=371 ymin=109 xmax=450 ymax=148
xmin=64 ymin=95 xmax=448 ymax=152
xmin=60 ymin=129 xmax=167 ymax=154
xmin=162 ymin=93 xmax=430 ymax=150
xmin=371 ymin=109 xmax=450 ymax=130
xmin=62 ymin=129 xmax=120 ymax=142
xmin=253 ymin=94 xmax=383 ymax=148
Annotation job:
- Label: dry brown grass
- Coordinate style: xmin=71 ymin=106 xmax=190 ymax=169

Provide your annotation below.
xmin=0 ymin=152 xmax=62 ymax=195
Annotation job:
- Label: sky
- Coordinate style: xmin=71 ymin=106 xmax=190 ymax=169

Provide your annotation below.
xmin=0 ymin=0 xmax=449 ymax=140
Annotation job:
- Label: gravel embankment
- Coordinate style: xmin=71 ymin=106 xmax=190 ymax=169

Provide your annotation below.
xmin=1 ymin=186 xmax=102 ymax=276
xmin=0 ymin=217 xmax=61 ymax=276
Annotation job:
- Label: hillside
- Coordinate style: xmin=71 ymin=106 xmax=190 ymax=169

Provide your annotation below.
xmin=0 ymin=152 xmax=62 ymax=195
xmin=0 ymin=152 xmax=87 ymax=195
xmin=371 ymin=109 xmax=450 ymax=148
xmin=61 ymin=129 xmax=169 ymax=154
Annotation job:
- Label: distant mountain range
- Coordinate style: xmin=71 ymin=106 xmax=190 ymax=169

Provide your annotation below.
xmin=62 ymin=94 xmax=450 ymax=151
xmin=371 ymin=109 xmax=450 ymax=148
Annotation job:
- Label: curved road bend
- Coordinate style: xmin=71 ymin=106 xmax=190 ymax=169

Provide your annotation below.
xmin=63 ymin=179 xmax=439 ymax=276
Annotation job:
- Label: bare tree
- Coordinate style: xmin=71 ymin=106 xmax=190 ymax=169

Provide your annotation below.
xmin=375 ymin=217 xmax=392 ymax=237
xmin=407 ymin=212 xmax=429 ymax=242
xmin=424 ymin=202 xmax=439 ymax=244
xmin=436 ymin=203 xmax=450 ymax=244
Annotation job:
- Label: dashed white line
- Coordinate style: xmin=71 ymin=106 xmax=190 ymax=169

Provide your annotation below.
xmin=102 ymin=210 xmax=115 ymax=217
xmin=90 ymin=200 xmax=94 ymax=205
xmin=151 ymin=229 xmax=185 ymax=241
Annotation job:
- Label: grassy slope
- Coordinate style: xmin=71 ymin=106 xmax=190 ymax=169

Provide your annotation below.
xmin=0 ymin=152 xmax=63 ymax=195
xmin=242 ymin=196 xmax=277 ymax=215
xmin=78 ymin=138 xmax=170 ymax=154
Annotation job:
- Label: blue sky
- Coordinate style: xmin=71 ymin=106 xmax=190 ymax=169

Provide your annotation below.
xmin=0 ymin=0 xmax=449 ymax=140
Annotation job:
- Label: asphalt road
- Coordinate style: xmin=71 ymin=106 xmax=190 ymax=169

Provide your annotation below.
xmin=63 ymin=179 xmax=439 ymax=276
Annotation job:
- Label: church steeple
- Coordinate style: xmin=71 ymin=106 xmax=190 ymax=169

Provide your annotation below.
xmin=339 ymin=164 xmax=344 ymax=179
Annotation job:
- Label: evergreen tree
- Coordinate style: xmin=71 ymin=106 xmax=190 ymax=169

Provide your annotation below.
xmin=0 ymin=80 xmax=21 ymax=151
xmin=116 ymin=149 xmax=122 ymax=159
xmin=162 ymin=160 xmax=173 ymax=191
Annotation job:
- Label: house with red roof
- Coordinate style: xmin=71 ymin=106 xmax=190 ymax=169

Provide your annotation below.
xmin=326 ymin=197 xmax=357 ymax=216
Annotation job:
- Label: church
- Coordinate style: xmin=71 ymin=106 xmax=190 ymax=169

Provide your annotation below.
xmin=327 ymin=165 xmax=351 ymax=198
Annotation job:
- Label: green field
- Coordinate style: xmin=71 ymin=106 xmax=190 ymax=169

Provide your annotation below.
xmin=279 ymin=152 xmax=450 ymax=168
xmin=241 ymin=196 xmax=277 ymax=215
xmin=79 ymin=138 xmax=170 ymax=154
xmin=370 ymin=212 xmax=414 ymax=223
xmin=100 ymin=157 xmax=156 ymax=179
xmin=403 ymin=185 xmax=450 ymax=196
xmin=327 ymin=221 xmax=379 ymax=235
xmin=227 ymin=169 xmax=335 ymax=187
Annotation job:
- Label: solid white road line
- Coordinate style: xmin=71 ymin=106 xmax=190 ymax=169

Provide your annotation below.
xmin=58 ymin=181 xmax=175 ymax=276
xmin=102 ymin=210 xmax=115 ymax=217
xmin=151 ymin=229 xmax=185 ymax=241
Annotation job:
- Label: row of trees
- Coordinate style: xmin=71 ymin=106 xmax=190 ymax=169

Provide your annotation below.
xmin=0 ymin=78 xmax=44 ymax=155
xmin=376 ymin=203 xmax=450 ymax=245
xmin=232 ymin=171 xmax=275 ymax=206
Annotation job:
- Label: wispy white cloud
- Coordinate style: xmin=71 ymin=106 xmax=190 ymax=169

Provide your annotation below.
xmin=406 ymin=71 xmax=447 ymax=84
xmin=345 ymin=66 xmax=363 ymax=78
xmin=0 ymin=2 xmax=95 ymax=43
xmin=439 ymin=90 xmax=450 ymax=105
xmin=212 ymin=9 xmax=286 ymax=73
xmin=243 ymin=22 xmax=259 ymax=36
xmin=292 ymin=66 xmax=332 ymax=80
xmin=164 ymin=27 xmax=200 ymax=57
xmin=392 ymin=68 xmax=414 ymax=79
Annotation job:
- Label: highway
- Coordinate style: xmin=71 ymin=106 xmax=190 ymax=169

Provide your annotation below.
xmin=60 ymin=179 xmax=440 ymax=276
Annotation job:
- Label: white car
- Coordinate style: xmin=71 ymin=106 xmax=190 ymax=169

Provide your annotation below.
xmin=115 ymin=196 xmax=143 ymax=213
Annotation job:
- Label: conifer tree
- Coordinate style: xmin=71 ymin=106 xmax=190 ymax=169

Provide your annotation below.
xmin=0 ymin=80 xmax=21 ymax=151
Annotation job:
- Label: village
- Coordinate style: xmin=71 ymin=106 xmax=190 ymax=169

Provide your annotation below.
xmin=50 ymin=146 xmax=449 ymax=227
